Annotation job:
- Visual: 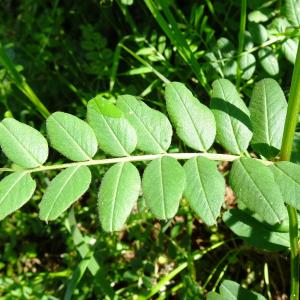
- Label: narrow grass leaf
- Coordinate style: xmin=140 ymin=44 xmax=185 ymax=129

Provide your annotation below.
xmin=270 ymin=161 xmax=300 ymax=210
xmin=87 ymin=97 xmax=137 ymax=157
xmin=142 ymin=156 xmax=185 ymax=219
xmin=165 ymin=82 xmax=216 ymax=151
xmin=0 ymin=172 xmax=36 ymax=220
xmin=211 ymin=79 xmax=252 ymax=154
xmin=249 ymin=78 xmax=287 ymax=158
xmin=230 ymin=158 xmax=287 ymax=225
xmin=0 ymin=118 xmax=48 ymax=168
xmin=117 ymin=95 xmax=172 ymax=153
xmin=39 ymin=166 xmax=91 ymax=221
xmin=183 ymin=157 xmax=225 ymax=226
xmin=47 ymin=112 xmax=98 ymax=161
xmin=98 ymin=162 xmax=141 ymax=232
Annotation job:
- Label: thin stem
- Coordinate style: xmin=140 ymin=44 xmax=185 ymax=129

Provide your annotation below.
xmin=236 ymin=0 xmax=247 ymax=88
xmin=136 ymin=240 xmax=228 ymax=300
xmin=120 ymin=44 xmax=170 ymax=84
xmin=0 ymin=152 xmax=272 ymax=174
xmin=280 ymin=41 xmax=300 ymax=300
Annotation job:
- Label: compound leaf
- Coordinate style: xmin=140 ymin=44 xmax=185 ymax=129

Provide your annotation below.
xmin=165 ymin=82 xmax=216 ymax=151
xmin=47 ymin=112 xmax=98 ymax=161
xmin=270 ymin=161 xmax=300 ymax=210
xmin=0 ymin=172 xmax=36 ymax=220
xmin=183 ymin=157 xmax=225 ymax=226
xmin=230 ymin=158 xmax=287 ymax=225
xmin=87 ymin=97 xmax=137 ymax=157
xmin=211 ymin=79 xmax=252 ymax=154
xmin=0 ymin=118 xmax=48 ymax=168
xmin=117 ymin=95 xmax=172 ymax=153
xmin=98 ymin=162 xmax=141 ymax=232
xmin=142 ymin=156 xmax=185 ymax=219
xmin=249 ymin=78 xmax=287 ymax=158
xmin=39 ymin=166 xmax=91 ymax=221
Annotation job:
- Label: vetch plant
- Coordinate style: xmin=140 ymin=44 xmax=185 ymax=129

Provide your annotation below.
xmin=0 ymin=57 xmax=300 ymax=298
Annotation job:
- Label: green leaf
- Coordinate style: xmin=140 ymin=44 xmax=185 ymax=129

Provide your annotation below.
xmin=211 ymin=79 xmax=253 ymax=154
xmin=270 ymin=161 xmax=300 ymax=211
xmin=248 ymin=22 xmax=268 ymax=44
xmin=142 ymin=156 xmax=186 ymax=219
xmin=282 ymin=39 xmax=298 ymax=64
xmin=183 ymin=157 xmax=225 ymax=226
xmin=39 ymin=166 xmax=91 ymax=221
xmin=214 ymin=37 xmax=235 ymax=58
xmin=164 ymin=82 xmax=216 ymax=151
xmin=230 ymin=158 xmax=287 ymax=225
xmin=216 ymin=280 xmax=267 ymax=300
xmin=46 ymin=112 xmax=98 ymax=161
xmin=258 ymin=47 xmax=279 ymax=76
xmin=87 ymin=97 xmax=137 ymax=157
xmin=249 ymin=78 xmax=287 ymax=158
xmin=240 ymin=52 xmax=256 ymax=80
xmin=0 ymin=118 xmax=48 ymax=168
xmin=116 ymin=95 xmax=172 ymax=153
xmin=248 ymin=10 xmax=269 ymax=23
xmin=0 ymin=172 xmax=36 ymax=220
xmin=98 ymin=162 xmax=141 ymax=232
xmin=223 ymin=209 xmax=290 ymax=252
xmin=222 ymin=60 xmax=237 ymax=80
xmin=204 ymin=52 xmax=223 ymax=77
xmin=284 ymin=0 xmax=300 ymax=26
xmin=207 ymin=292 xmax=224 ymax=300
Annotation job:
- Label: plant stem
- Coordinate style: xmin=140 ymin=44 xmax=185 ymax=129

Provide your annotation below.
xmin=136 ymin=240 xmax=227 ymax=300
xmin=236 ymin=0 xmax=247 ymax=88
xmin=0 ymin=152 xmax=272 ymax=174
xmin=280 ymin=41 xmax=300 ymax=300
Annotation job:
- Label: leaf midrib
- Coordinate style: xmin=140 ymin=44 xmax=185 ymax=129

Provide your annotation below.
xmin=0 ymin=172 xmax=27 ymax=205
xmin=43 ymin=166 xmax=80 ymax=220
xmin=238 ymin=159 xmax=282 ymax=223
xmin=217 ymin=81 xmax=242 ymax=153
xmin=159 ymin=158 xmax=166 ymax=219
xmin=171 ymin=85 xmax=206 ymax=151
xmin=99 ymin=113 xmax=130 ymax=156
xmin=274 ymin=164 xmax=300 ymax=186
xmin=195 ymin=158 xmax=215 ymax=222
xmin=120 ymin=99 xmax=165 ymax=153
xmin=110 ymin=163 xmax=124 ymax=231
xmin=262 ymin=81 xmax=271 ymax=145
xmin=0 ymin=123 xmax=41 ymax=166
xmin=51 ymin=116 xmax=91 ymax=160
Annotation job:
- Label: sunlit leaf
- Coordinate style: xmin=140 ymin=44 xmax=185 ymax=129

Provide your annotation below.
xmin=142 ymin=156 xmax=185 ymax=219
xmin=0 ymin=118 xmax=48 ymax=168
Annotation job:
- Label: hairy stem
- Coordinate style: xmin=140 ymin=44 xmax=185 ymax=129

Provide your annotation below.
xmin=280 ymin=41 xmax=300 ymax=300
xmin=0 ymin=152 xmax=272 ymax=174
